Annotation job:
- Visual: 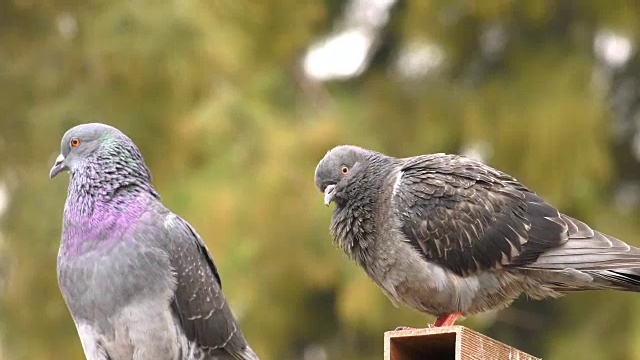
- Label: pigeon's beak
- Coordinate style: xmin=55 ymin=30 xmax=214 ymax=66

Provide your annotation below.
xmin=323 ymin=184 xmax=337 ymax=206
xmin=49 ymin=154 xmax=67 ymax=179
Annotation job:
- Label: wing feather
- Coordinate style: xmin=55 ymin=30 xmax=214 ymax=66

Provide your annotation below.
xmin=394 ymin=154 xmax=640 ymax=277
xmin=165 ymin=214 xmax=255 ymax=359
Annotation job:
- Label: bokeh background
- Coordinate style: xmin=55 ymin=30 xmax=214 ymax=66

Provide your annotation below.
xmin=2 ymin=1 xmax=640 ymax=359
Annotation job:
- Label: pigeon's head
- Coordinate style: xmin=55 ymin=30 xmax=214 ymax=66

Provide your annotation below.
xmin=49 ymin=123 xmax=144 ymax=179
xmin=314 ymin=145 xmax=374 ymax=206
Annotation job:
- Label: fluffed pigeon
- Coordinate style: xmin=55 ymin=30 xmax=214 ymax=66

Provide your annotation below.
xmin=314 ymin=145 xmax=640 ymax=327
xmin=50 ymin=123 xmax=259 ymax=360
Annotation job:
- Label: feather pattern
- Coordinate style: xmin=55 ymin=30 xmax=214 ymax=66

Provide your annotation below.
xmin=394 ymin=153 xmax=640 ymax=282
xmin=166 ymin=214 xmax=257 ymax=359
xmin=53 ymin=123 xmax=259 ymax=360
xmin=315 ymin=145 xmax=640 ymax=319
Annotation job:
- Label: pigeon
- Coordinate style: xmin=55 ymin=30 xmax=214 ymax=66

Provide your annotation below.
xmin=50 ymin=123 xmax=259 ymax=360
xmin=314 ymin=145 xmax=640 ymax=327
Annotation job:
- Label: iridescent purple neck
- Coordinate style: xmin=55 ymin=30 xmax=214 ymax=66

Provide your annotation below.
xmin=61 ymin=192 xmax=153 ymax=258
xmin=60 ymin=160 xmax=159 ymax=258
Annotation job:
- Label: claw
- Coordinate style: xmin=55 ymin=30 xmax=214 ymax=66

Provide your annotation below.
xmin=394 ymin=326 xmax=416 ymax=331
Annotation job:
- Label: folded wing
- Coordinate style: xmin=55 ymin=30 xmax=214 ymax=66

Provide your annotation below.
xmin=394 ymin=154 xmax=640 ymax=284
xmin=165 ymin=215 xmax=257 ymax=360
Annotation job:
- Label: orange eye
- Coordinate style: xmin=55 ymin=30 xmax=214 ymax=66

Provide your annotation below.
xmin=70 ymin=137 xmax=81 ymax=147
xmin=341 ymin=165 xmax=349 ymax=174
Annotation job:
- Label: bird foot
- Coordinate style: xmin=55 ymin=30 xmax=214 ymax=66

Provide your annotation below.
xmin=394 ymin=326 xmax=416 ymax=331
xmin=395 ymin=312 xmax=462 ymax=331
xmin=432 ymin=312 xmax=462 ymax=327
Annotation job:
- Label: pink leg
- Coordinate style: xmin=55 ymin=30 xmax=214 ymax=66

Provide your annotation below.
xmin=433 ymin=312 xmax=462 ymax=327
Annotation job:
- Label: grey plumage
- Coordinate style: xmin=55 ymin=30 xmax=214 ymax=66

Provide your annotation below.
xmin=51 ymin=123 xmax=259 ymax=360
xmin=314 ymin=145 xmax=640 ymax=324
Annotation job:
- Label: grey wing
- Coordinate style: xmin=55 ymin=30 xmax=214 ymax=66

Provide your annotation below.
xmin=394 ymin=154 xmax=640 ymax=282
xmin=165 ymin=215 xmax=258 ymax=360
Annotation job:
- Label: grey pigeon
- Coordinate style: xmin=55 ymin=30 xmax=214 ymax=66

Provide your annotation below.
xmin=50 ymin=123 xmax=259 ymax=360
xmin=314 ymin=145 xmax=640 ymax=327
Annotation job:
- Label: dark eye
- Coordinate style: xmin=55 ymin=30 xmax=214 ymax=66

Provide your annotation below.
xmin=340 ymin=165 xmax=349 ymax=174
xmin=70 ymin=137 xmax=81 ymax=147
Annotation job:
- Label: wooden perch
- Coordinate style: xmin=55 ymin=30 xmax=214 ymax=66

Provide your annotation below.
xmin=384 ymin=326 xmax=540 ymax=360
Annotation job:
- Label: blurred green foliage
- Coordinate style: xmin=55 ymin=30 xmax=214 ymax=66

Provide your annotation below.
xmin=2 ymin=1 xmax=640 ymax=359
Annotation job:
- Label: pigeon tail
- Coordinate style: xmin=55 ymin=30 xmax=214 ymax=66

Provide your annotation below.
xmin=209 ymin=343 xmax=259 ymax=360
xmin=235 ymin=347 xmax=260 ymax=360
xmin=587 ymin=268 xmax=640 ymax=292
xmin=213 ymin=346 xmax=258 ymax=360
xmin=531 ymin=267 xmax=640 ymax=293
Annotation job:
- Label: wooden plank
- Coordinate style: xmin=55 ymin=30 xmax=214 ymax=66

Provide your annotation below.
xmin=384 ymin=326 xmax=540 ymax=360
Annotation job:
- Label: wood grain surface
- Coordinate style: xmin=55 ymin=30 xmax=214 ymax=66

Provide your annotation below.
xmin=384 ymin=326 xmax=541 ymax=360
